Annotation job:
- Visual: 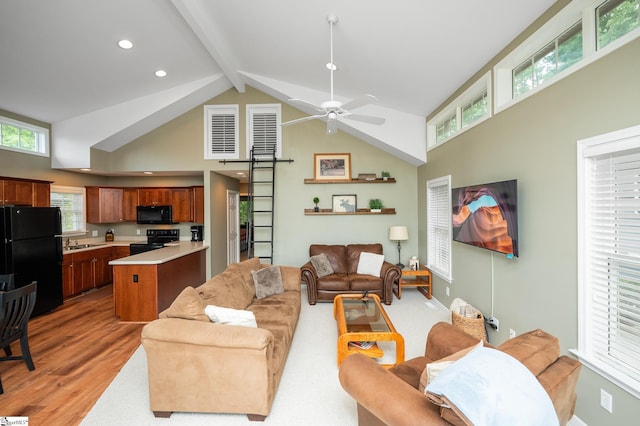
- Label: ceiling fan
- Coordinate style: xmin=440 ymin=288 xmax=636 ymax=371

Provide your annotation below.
xmin=281 ymin=14 xmax=385 ymax=135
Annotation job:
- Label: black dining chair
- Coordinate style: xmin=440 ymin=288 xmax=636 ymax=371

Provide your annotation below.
xmin=0 ymin=281 xmax=37 ymax=394
xmin=0 ymin=274 xmax=15 ymax=291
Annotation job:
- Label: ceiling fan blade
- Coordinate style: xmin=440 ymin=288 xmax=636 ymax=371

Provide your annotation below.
xmin=288 ymin=98 xmax=326 ymax=114
xmin=341 ymin=94 xmax=378 ymax=111
xmin=281 ymin=114 xmax=325 ymax=127
xmin=326 ymin=117 xmax=338 ymax=135
xmin=344 ymin=114 xmax=386 ymax=125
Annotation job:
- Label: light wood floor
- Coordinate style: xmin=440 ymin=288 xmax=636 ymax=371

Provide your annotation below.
xmin=0 ymin=285 xmax=144 ymax=425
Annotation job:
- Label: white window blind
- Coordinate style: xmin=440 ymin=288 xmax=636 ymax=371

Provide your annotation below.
xmin=577 ymin=124 xmax=640 ymax=396
xmin=50 ymin=185 xmax=86 ymax=235
xmin=204 ymin=105 xmax=239 ymax=159
xmin=247 ymin=104 xmax=281 ymax=158
xmin=427 ymin=175 xmax=452 ymax=281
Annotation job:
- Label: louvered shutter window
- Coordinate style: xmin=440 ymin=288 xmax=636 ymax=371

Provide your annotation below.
xmin=247 ymin=104 xmax=281 ymax=159
xmin=578 ymin=127 xmax=640 ymax=393
xmin=427 ymin=175 xmax=452 ymax=281
xmin=205 ymin=105 xmax=239 ymax=160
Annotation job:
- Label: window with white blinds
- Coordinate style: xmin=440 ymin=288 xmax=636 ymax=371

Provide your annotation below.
xmin=576 ymin=124 xmax=640 ymax=396
xmin=427 ymin=175 xmax=452 ymax=282
xmin=247 ymin=104 xmax=281 ymax=159
xmin=50 ymin=185 xmax=86 ymax=235
xmin=204 ymin=105 xmax=239 ymax=159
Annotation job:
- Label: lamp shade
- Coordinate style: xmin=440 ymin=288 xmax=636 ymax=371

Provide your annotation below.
xmin=389 ymin=226 xmax=408 ymax=241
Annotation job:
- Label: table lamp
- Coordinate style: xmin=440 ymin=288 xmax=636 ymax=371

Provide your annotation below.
xmin=389 ymin=226 xmax=408 ymax=268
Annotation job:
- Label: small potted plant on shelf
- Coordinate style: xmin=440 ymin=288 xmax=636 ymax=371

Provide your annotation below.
xmin=369 ymin=198 xmax=383 ymax=212
xmin=313 ymin=196 xmax=320 ymax=212
xmin=381 ymin=171 xmax=391 ymax=181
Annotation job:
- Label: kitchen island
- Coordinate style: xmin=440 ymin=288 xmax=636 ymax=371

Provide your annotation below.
xmin=110 ymin=241 xmax=208 ymax=322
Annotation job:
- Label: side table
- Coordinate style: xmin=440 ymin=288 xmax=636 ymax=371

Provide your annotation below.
xmin=394 ymin=264 xmax=432 ymax=300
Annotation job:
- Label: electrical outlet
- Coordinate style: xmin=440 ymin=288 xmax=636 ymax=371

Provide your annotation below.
xmin=92 ymin=230 xmax=98 ymax=237
xmin=446 ymin=286 xmax=450 ymax=296
xmin=509 ymin=328 xmax=516 ymax=339
xmin=487 ymin=316 xmax=499 ymax=331
xmin=136 ymin=229 xmax=141 ymax=235
xmin=600 ymin=389 xmax=613 ymax=413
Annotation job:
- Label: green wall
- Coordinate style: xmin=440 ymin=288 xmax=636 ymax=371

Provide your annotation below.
xmin=418 ymin=38 xmax=640 ymax=425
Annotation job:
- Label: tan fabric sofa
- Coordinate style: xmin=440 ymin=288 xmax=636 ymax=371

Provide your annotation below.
xmin=339 ymin=322 xmax=582 ymax=425
xmin=141 ymin=257 xmax=301 ymax=421
xmin=300 ymin=243 xmax=401 ymax=305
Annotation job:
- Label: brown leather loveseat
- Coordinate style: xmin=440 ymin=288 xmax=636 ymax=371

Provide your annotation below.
xmin=301 ymin=244 xmax=401 ymax=305
xmin=339 ymin=322 xmax=582 ymax=425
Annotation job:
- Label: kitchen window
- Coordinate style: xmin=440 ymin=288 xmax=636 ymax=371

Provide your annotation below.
xmin=50 ymin=185 xmax=86 ymax=235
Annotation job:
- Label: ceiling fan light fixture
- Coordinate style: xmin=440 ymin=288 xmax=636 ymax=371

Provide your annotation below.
xmin=326 ymin=62 xmax=337 ymax=71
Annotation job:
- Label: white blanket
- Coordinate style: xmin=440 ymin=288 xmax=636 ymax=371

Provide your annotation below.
xmin=425 ymin=347 xmax=558 ymax=426
xmin=204 ymin=304 xmax=257 ymax=328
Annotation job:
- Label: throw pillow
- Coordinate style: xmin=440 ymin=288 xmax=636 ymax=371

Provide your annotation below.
xmin=310 ymin=253 xmax=334 ymax=278
xmin=418 ymin=339 xmax=483 ymax=392
xmin=204 ymin=304 xmax=257 ymax=328
xmin=356 ymin=252 xmax=385 ymax=277
xmin=251 ymin=265 xmax=284 ymax=299
xmin=159 ymin=286 xmax=209 ymax=322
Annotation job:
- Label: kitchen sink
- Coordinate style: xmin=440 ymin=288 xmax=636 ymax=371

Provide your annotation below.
xmin=65 ymin=243 xmax=106 ymax=250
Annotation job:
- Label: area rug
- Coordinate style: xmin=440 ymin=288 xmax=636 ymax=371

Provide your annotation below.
xmin=81 ymin=288 xmax=449 ymax=425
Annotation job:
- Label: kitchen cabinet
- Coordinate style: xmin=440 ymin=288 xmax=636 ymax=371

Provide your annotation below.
xmin=86 ymin=187 xmax=124 ymax=223
xmin=192 ymin=186 xmax=204 ymax=223
xmin=62 ymin=253 xmax=74 ymax=298
xmin=171 ymin=188 xmax=192 ymax=222
xmin=138 ymin=188 xmax=172 ymax=206
xmin=32 ymin=181 xmax=50 ymax=206
xmin=65 ymin=246 xmax=114 ymax=297
xmin=112 ymin=245 xmax=130 ymax=260
xmin=122 ymin=188 xmax=138 ymax=221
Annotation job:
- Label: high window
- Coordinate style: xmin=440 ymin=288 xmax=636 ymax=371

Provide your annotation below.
xmin=576 ymin=124 xmax=640 ymax=397
xmin=50 ymin=185 xmax=86 ymax=235
xmin=513 ymin=22 xmax=583 ymax=98
xmin=597 ymin=0 xmax=640 ymax=49
xmin=246 ymin=104 xmax=281 ymax=159
xmin=0 ymin=115 xmax=49 ymax=156
xmin=426 ymin=175 xmax=452 ymax=281
xmin=204 ymin=105 xmax=239 ymax=160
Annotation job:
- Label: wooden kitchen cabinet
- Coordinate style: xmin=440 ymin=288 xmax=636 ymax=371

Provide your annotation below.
xmin=32 ymin=181 xmax=50 ymax=206
xmin=122 ymin=188 xmax=138 ymax=221
xmin=138 ymin=188 xmax=172 ymax=206
xmin=112 ymin=245 xmax=130 ymax=260
xmin=66 ymin=246 xmax=114 ymax=298
xmin=86 ymin=186 xmax=124 ymax=223
xmin=0 ymin=176 xmax=52 ymax=206
xmin=62 ymin=253 xmax=74 ymax=298
xmin=171 ymin=188 xmax=192 ymax=222
xmin=192 ymin=186 xmax=204 ymax=223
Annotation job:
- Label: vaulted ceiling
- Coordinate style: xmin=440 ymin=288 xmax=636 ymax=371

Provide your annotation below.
xmin=0 ymin=0 xmax=557 ymax=169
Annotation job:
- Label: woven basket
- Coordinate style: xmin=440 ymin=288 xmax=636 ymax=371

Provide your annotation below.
xmin=450 ymin=298 xmax=488 ymax=343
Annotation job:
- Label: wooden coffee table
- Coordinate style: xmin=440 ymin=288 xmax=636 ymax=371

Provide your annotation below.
xmin=333 ymin=294 xmax=405 ymax=368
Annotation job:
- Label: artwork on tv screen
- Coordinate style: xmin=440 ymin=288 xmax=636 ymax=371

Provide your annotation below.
xmin=452 ymin=179 xmax=518 ymax=258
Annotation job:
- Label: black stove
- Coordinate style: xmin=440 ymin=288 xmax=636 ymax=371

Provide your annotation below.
xmin=130 ymin=229 xmax=179 ymax=255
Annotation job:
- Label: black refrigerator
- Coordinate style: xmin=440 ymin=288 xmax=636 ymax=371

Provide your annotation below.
xmin=0 ymin=206 xmax=63 ymax=317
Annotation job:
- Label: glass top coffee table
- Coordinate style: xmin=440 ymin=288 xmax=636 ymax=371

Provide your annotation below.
xmin=333 ymin=293 xmax=405 ymax=368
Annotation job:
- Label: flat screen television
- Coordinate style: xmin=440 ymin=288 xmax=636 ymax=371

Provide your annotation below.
xmin=451 ymin=179 xmax=518 ymax=258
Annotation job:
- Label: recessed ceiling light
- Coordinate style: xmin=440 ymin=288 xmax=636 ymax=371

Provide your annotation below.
xmin=118 ymin=39 xmax=133 ymax=49
xmin=80 ymin=168 xmax=91 ymax=171
xmin=326 ymin=62 xmax=337 ymax=71
xmin=155 ymin=70 xmax=167 ymax=78
xmin=143 ymin=171 xmax=153 ymax=175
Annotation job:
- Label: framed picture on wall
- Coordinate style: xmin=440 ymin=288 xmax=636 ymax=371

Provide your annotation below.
xmin=332 ymin=194 xmax=357 ymax=213
xmin=314 ymin=153 xmax=351 ymax=181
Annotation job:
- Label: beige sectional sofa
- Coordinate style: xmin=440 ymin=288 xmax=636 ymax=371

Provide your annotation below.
xmin=141 ymin=257 xmax=301 ymax=421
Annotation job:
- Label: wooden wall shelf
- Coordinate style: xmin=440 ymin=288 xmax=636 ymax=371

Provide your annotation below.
xmin=304 ymin=178 xmax=396 ymax=184
xmin=304 ymin=208 xmax=396 ymax=215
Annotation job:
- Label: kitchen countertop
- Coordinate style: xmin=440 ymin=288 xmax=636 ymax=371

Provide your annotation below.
xmin=62 ymin=239 xmax=145 ymax=253
xmin=108 ymin=241 xmax=208 ymax=265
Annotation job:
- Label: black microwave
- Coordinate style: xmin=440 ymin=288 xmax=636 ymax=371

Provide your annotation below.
xmin=136 ymin=205 xmax=174 ymax=224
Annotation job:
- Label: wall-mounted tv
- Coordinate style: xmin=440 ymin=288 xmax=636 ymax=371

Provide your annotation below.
xmin=452 ymin=179 xmax=518 ymax=258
